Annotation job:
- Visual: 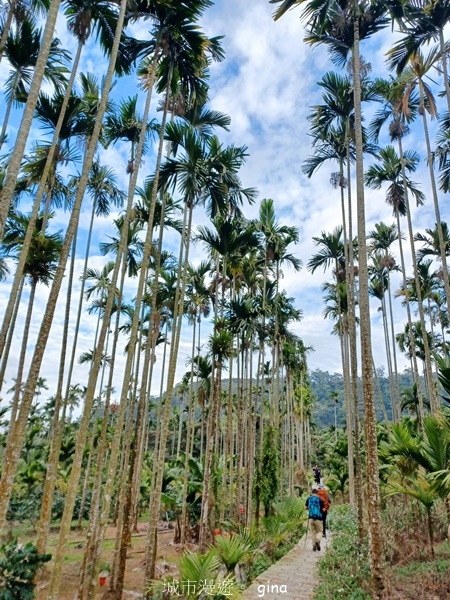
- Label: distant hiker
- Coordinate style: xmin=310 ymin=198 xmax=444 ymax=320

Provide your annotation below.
xmin=317 ymin=484 xmax=331 ymax=538
xmin=312 ymin=465 xmax=322 ymax=484
xmin=305 ymin=487 xmax=324 ymax=551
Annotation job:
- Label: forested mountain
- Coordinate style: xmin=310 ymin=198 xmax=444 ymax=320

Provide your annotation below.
xmin=174 ymin=367 xmax=417 ymax=431
xmin=310 ymin=368 xmax=416 ymax=428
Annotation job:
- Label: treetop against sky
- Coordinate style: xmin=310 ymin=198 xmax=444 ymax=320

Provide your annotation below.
xmin=0 ymin=0 xmax=448 ymax=399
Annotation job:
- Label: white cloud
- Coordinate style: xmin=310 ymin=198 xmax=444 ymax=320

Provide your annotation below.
xmin=3 ymin=0 xmax=450 ymax=413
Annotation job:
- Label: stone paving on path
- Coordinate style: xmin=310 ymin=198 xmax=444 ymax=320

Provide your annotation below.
xmin=242 ymin=532 xmax=331 ymax=600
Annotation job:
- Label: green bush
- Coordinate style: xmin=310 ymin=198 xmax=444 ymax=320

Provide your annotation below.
xmin=314 ymin=505 xmax=371 ymax=600
xmin=0 ymin=541 xmax=51 ymax=600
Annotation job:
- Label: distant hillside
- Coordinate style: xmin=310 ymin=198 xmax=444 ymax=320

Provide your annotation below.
xmin=310 ymin=368 xmax=417 ymax=428
xmin=163 ymin=368 xmax=417 ymax=430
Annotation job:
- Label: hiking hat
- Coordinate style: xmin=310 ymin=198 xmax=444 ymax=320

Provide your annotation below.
xmin=318 ymin=484 xmax=325 ymax=489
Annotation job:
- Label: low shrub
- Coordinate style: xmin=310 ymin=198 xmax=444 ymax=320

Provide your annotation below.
xmin=314 ymin=505 xmax=371 ymax=600
xmin=0 ymin=541 xmax=51 ymax=600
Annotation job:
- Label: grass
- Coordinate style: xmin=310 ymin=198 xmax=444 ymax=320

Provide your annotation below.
xmin=315 ymin=503 xmax=450 ymax=600
xmin=314 ymin=505 xmax=371 ymax=600
xmin=383 ymin=540 xmax=450 ymax=599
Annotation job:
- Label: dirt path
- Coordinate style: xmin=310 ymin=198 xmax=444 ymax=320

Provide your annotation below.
xmin=242 ymin=532 xmax=330 ymax=600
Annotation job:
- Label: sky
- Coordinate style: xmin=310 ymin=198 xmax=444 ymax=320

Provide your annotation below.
xmin=1 ymin=0 xmax=449 ymax=408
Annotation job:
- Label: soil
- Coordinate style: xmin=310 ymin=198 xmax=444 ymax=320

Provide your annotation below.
xmin=34 ymin=522 xmax=192 ymax=599
xmin=382 ymin=542 xmax=450 ymax=600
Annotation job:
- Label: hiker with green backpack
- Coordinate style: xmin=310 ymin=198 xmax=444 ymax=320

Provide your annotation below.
xmin=305 ymin=487 xmax=325 ymax=551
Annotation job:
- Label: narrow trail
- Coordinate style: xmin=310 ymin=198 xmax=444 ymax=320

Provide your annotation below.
xmin=242 ymin=531 xmax=331 ymax=600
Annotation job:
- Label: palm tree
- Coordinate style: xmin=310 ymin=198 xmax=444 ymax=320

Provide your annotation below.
xmin=305 ymin=66 xmax=375 ymax=520
xmin=34 ymin=162 xmax=124 ymax=560
xmin=0 ymin=0 xmax=49 ymax=64
xmin=199 ymin=325 xmax=233 ymax=550
xmin=143 ymin=125 xmax=254 ymax=590
xmin=0 ymin=255 xmax=9 ymax=281
xmin=368 ymin=221 xmax=401 ymax=418
xmin=63 ymin=87 xmax=150 ymax=587
xmin=369 ymin=253 xmax=400 ymax=421
xmin=81 ymin=12 xmax=227 ymax=597
xmin=63 ymin=162 xmax=124 ymax=394
xmin=0 ymin=0 xmax=134 ymax=239
xmin=196 ymin=216 xmax=260 ymax=532
xmin=255 ymin=199 xmax=297 ymax=424
xmin=0 ymin=0 xmax=67 ymax=240
xmin=387 ymin=0 xmax=450 ymax=114
xmin=415 ymin=223 xmax=450 ymax=263
xmin=271 ymin=0 xmax=389 ymax=590
xmin=395 ymin=49 xmax=450 ymax=310
xmin=0 ymin=16 xmax=70 ymax=149
xmin=1 ymin=210 xmax=63 ymax=441
xmin=0 ymin=44 xmax=118 ymax=365
xmin=369 ymin=75 xmax=428 ymax=410
xmin=104 ymin=94 xmax=156 ymax=172
xmin=365 ymin=145 xmax=437 ymax=413
xmin=400 ymin=383 xmax=431 ymax=420
xmin=0 ymin=0 xmax=130 ymax=590
xmin=66 ymin=384 xmax=83 ymax=423
xmin=381 ymin=415 xmax=450 ymax=550
xmin=308 ymin=226 xmax=357 ymax=494
xmin=177 ymin=261 xmax=212 ymax=542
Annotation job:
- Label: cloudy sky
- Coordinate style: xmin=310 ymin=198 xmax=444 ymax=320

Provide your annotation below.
xmin=1 ymin=0 xmax=449 ymax=406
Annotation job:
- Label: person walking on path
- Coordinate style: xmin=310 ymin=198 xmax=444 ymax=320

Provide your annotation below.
xmin=312 ymin=465 xmax=322 ymax=485
xmin=305 ymin=487 xmax=324 ymax=551
xmin=317 ymin=484 xmax=331 ymax=538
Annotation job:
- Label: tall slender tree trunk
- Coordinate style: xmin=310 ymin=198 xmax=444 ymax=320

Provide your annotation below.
xmin=200 ymin=256 xmax=223 ymax=547
xmin=7 ymin=278 xmax=36 ymax=438
xmin=246 ymin=341 xmax=256 ymax=523
xmin=386 ymin=268 xmax=400 ymax=418
xmin=396 ymin=135 xmax=427 ymax=422
xmin=130 ymin=195 xmax=171 ymax=532
xmin=0 ymin=39 xmax=83 ymax=361
xmin=36 ymin=229 xmax=78 ymax=556
xmin=381 ymin=295 xmax=396 ymax=421
xmin=0 ymin=70 xmax=20 ymax=150
xmin=199 ymin=359 xmax=222 ymax=551
xmin=0 ymin=0 xmax=17 ymax=64
xmin=0 ymin=0 xmax=63 ymax=240
xmin=372 ymin=358 xmax=390 ymax=428
xmin=396 ymin=206 xmax=424 ymax=422
xmin=77 ymin=433 xmax=94 ymax=529
xmin=99 ymin=82 xmax=170 ymax=597
xmin=437 ymin=28 xmax=450 ymax=116
xmin=31 ymin=4 xmax=129 ymax=595
xmin=63 ymin=190 xmax=98 ymax=402
xmin=0 ymin=276 xmax=24 ymax=392
xmin=418 ymin=79 xmax=450 ymax=304
xmin=76 ymin=252 xmax=128 ymax=598
xmin=180 ymin=317 xmax=197 ymax=545
xmin=342 ymin=327 xmax=355 ymax=504
xmin=339 ymin=159 xmax=355 ymax=504
xmin=144 ymin=201 xmax=194 ymax=595
xmin=353 ymin=19 xmax=383 ymax=596
xmin=346 ymin=134 xmax=363 ymax=533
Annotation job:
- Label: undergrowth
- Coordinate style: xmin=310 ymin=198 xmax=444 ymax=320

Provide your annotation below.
xmin=314 ymin=505 xmax=371 ymax=600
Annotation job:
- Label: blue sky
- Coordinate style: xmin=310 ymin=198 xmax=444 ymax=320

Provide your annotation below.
xmin=1 ymin=0 xmax=450 ymax=404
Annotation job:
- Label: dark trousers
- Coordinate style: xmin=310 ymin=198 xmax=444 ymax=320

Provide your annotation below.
xmin=322 ymin=510 xmax=328 ymax=533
